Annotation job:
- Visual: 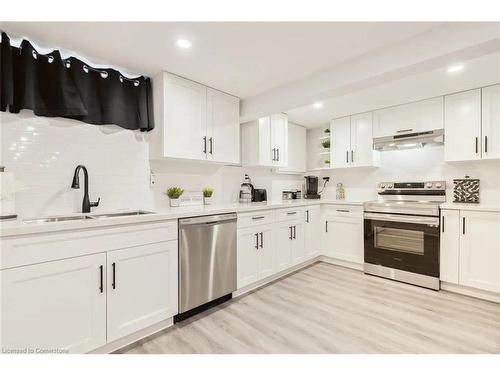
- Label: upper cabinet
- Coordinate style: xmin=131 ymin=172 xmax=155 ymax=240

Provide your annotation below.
xmin=241 ymin=113 xmax=288 ymax=168
xmin=444 ymin=89 xmax=482 ymax=162
xmin=444 ymin=85 xmax=500 ymax=162
xmin=330 ymin=112 xmax=379 ymax=169
xmin=373 ymin=97 xmax=444 ymax=138
xmin=277 ymin=122 xmax=306 ymax=174
xmin=151 ymin=72 xmax=240 ymax=164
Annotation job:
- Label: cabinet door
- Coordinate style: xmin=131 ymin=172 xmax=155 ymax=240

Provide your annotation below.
xmin=275 ymin=222 xmax=293 ymax=272
xmin=106 ymin=241 xmax=178 ymax=342
xmin=482 ymin=84 xmax=500 ymax=160
xmin=206 ymin=88 xmax=240 ymax=164
xmin=237 ymin=227 xmax=261 ymax=288
xmin=415 ymin=97 xmax=444 ymax=132
xmin=291 ymin=221 xmax=306 ymax=265
xmin=258 ymin=227 xmax=275 ymax=280
xmin=271 ymin=113 xmax=288 ymax=167
xmin=373 ymin=103 xmax=413 ymax=138
xmin=258 ymin=117 xmax=273 ymax=166
xmin=323 ymin=216 xmax=363 ymax=264
xmin=459 ymin=211 xmax=500 ymax=293
xmin=1 ymin=254 xmax=106 ymax=354
xmin=331 ymin=116 xmax=351 ymax=168
xmin=304 ymin=206 xmax=321 ymax=259
xmin=440 ymin=209 xmax=460 ymax=284
xmin=350 ymin=112 xmax=375 ymax=167
xmin=164 ymin=74 xmax=207 ymax=160
xmin=444 ymin=89 xmax=481 ymax=162
xmin=278 ymin=122 xmax=306 ymax=173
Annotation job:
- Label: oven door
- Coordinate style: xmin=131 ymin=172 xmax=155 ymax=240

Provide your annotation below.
xmin=364 ymin=212 xmax=440 ymax=277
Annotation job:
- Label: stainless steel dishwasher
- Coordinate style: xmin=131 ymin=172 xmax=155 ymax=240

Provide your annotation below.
xmin=176 ymin=213 xmax=237 ymax=321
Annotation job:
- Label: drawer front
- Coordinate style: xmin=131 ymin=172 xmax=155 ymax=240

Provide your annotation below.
xmin=238 ymin=210 xmax=275 ymax=228
xmin=276 ymin=207 xmax=305 ymax=222
xmin=1 ymin=220 xmax=178 ymax=270
xmin=322 ymin=204 xmax=363 ymax=218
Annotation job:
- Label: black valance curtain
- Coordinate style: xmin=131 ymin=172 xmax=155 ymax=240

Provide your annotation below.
xmin=0 ymin=32 xmax=154 ymax=131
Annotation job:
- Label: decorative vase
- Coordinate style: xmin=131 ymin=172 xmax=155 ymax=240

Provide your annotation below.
xmin=170 ymin=198 xmax=180 ymax=207
xmin=204 ymin=197 xmax=213 ymax=205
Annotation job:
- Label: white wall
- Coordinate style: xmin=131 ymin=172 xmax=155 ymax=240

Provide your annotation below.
xmin=0 ymin=111 xmax=303 ymax=218
xmin=318 ymin=145 xmax=500 ymax=205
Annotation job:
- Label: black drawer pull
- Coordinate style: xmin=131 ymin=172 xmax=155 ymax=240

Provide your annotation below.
xmin=475 ymin=137 xmax=478 ymax=154
xmin=99 ymin=265 xmax=103 ymax=293
xmin=463 ymin=217 xmax=466 ymax=235
xmin=336 ymin=209 xmax=350 ymax=212
xmin=286 ymin=211 xmax=297 ymax=215
xmin=306 ymin=210 xmax=309 ymax=223
xmin=252 ymin=216 xmax=265 ymax=220
xmin=325 ymin=220 xmax=328 ymax=233
xmin=112 ymin=262 xmax=116 ymax=290
xmin=259 ymin=232 xmax=263 ymax=248
xmin=441 ymin=216 xmax=445 ymax=233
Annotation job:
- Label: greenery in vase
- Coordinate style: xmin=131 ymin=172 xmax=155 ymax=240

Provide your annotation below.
xmin=203 ymin=188 xmax=214 ymax=198
xmin=321 ymin=139 xmax=331 ymax=149
xmin=165 ymin=187 xmax=184 ymax=199
xmin=324 ymin=128 xmax=330 ymax=134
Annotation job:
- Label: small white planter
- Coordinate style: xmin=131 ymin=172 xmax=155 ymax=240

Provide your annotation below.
xmin=204 ymin=197 xmax=213 ymax=205
xmin=169 ymin=198 xmax=180 ymax=207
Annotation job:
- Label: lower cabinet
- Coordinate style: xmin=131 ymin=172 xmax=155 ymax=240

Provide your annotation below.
xmin=237 ymin=225 xmax=275 ymax=288
xmin=439 ymin=209 xmax=460 ymax=284
xmin=275 ymin=219 xmax=304 ymax=272
xmin=323 ymin=210 xmax=363 ymax=264
xmin=106 ymin=241 xmax=178 ymax=342
xmin=304 ymin=206 xmax=321 ymax=259
xmin=1 ymin=253 xmax=107 ymax=354
xmin=459 ymin=211 xmax=500 ymax=293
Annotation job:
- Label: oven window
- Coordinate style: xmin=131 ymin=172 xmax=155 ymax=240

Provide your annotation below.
xmin=374 ymin=226 xmax=424 ymax=255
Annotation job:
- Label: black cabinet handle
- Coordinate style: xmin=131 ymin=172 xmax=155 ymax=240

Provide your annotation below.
xmin=259 ymin=232 xmax=263 ymax=248
xmin=293 ymin=225 xmax=296 ymax=239
xmin=112 ymin=262 xmax=116 ymax=290
xmin=277 ymin=148 xmax=280 ymax=161
xmin=289 ymin=226 xmax=293 ymax=240
xmin=252 ymin=216 xmax=265 ymax=220
xmin=99 ymin=265 xmax=103 ymax=293
xmin=272 ymin=148 xmax=276 ymax=161
xmin=396 ymin=128 xmax=413 ymax=133
xmin=351 ymin=150 xmax=354 ymax=163
xmin=346 ymin=151 xmax=349 ymax=163
xmin=255 ymin=233 xmax=259 ymax=249
xmin=336 ymin=209 xmax=350 ymax=212
xmin=203 ymin=136 xmax=207 ymax=154
xmin=475 ymin=137 xmax=478 ymax=154
xmin=306 ymin=210 xmax=309 ymax=223
xmin=325 ymin=220 xmax=328 ymax=233
xmin=485 ymin=136 xmax=488 ymax=153
xmin=209 ymin=137 xmax=213 ymax=155
xmin=441 ymin=216 xmax=445 ymax=233
xmin=287 ymin=211 xmax=297 ymax=215
xmin=463 ymin=217 xmax=466 ymax=235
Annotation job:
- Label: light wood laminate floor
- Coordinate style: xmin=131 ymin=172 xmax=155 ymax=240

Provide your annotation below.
xmin=122 ymin=262 xmax=500 ymax=354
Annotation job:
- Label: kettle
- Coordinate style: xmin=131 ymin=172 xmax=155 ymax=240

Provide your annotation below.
xmin=239 ymin=174 xmax=254 ymax=203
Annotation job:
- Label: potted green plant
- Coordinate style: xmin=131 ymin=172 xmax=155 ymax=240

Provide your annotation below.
xmin=321 ymin=139 xmax=330 ymax=149
xmin=203 ymin=188 xmax=214 ymax=205
xmin=165 ymin=187 xmax=184 ymax=207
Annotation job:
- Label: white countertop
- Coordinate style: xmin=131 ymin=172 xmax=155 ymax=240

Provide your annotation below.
xmin=439 ymin=202 xmax=500 ymax=212
xmin=0 ymin=199 xmax=363 ymax=237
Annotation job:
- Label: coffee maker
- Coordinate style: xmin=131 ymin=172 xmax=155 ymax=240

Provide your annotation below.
xmin=304 ymin=176 xmax=321 ymax=199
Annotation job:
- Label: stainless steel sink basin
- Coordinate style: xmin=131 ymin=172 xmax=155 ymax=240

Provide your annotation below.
xmin=23 ymin=215 xmax=94 ymax=224
xmin=89 ymin=210 xmax=154 ymax=219
xmin=22 ymin=210 xmax=154 ymax=224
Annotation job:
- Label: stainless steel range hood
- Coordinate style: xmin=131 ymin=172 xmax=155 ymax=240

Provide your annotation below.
xmin=373 ymin=129 xmax=444 ymax=151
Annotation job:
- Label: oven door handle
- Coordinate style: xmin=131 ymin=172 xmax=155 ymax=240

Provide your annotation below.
xmin=364 ymin=212 xmax=439 ymax=226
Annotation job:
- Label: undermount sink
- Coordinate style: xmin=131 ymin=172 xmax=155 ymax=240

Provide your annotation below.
xmin=22 ymin=211 xmax=154 ymax=224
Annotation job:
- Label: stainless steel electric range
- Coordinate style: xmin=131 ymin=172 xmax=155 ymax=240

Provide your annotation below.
xmin=363 ymin=181 xmax=446 ymax=290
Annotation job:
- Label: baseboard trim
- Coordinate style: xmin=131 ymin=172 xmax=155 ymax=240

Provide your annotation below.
xmin=89 ymin=317 xmax=174 ymax=354
xmin=319 ymin=255 xmax=363 ymax=271
xmin=234 ymin=257 xmax=320 ymax=298
xmin=441 ymin=282 xmax=500 ymax=303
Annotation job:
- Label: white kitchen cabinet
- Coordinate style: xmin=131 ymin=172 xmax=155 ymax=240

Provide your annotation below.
xmin=237 ymin=224 xmax=275 ymax=288
xmin=241 ymin=113 xmax=288 ymax=168
xmin=330 ymin=113 xmax=379 ymax=169
xmin=291 ymin=221 xmax=306 ymax=265
xmin=304 ymin=205 xmax=321 ymax=259
xmin=275 ymin=221 xmax=294 ymax=272
xmin=151 ymin=72 xmax=240 ymax=164
xmin=323 ymin=208 xmax=363 ymax=264
xmin=106 ymin=241 xmax=178 ymax=342
xmin=278 ymin=122 xmax=306 ymax=174
xmin=459 ymin=211 xmax=500 ymax=293
xmin=206 ymin=87 xmax=241 ymax=164
xmin=481 ymin=84 xmax=500 ymax=160
xmin=373 ymin=96 xmax=444 ymax=138
xmin=440 ymin=209 xmax=460 ymax=284
xmin=444 ymin=89 xmax=482 ymax=162
xmin=1 ymin=253 xmax=107 ymax=354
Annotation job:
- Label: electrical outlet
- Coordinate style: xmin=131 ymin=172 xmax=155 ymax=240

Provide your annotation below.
xmin=149 ymin=173 xmax=156 ymax=187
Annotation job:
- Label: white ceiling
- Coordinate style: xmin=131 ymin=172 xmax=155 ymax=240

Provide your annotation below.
xmin=0 ymin=22 xmax=442 ymax=98
xmin=286 ymin=51 xmax=500 ymax=128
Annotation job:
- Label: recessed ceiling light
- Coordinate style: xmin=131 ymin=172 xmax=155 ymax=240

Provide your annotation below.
xmin=447 ymin=64 xmax=465 ymax=74
xmin=176 ymin=39 xmax=192 ymax=49
xmin=313 ymin=102 xmax=323 ymax=109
